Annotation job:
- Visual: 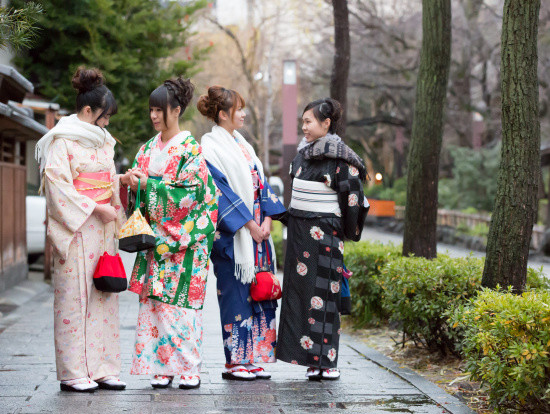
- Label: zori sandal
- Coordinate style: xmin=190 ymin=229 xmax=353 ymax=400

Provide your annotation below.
xmin=321 ymin=368 xmax=340 ymax=380
xmin=222 ymin=365 xmax=256 ymax=381
xmin=179 ymin=375 xmax=201 ymax=389
xmin=60 ymin=378 xmax=98 ymax=392
xmin=97 ymin=376 xmax=126 ymax=390
xmin=306 ymin=367 xmax=322 ymax=381
xmin=150 ymin=375 xmax=173 ymax=389
xmin=247 ymin=365 xmax=271 ymax=379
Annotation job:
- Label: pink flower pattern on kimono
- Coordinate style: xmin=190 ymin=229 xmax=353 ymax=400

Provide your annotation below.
xmin=300 ymin=336 xmax=313 ymax=350
xmin=309 ymin=226 xmax=324 ymax=240
xmin=131 ymin=298 xmax=202 ymax=376
xmin=296 ymin=262 xmax=308 ymax=276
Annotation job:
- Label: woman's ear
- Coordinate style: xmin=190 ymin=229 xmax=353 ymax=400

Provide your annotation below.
xmin=323 ymin=118 xmax=331 ymax=131
xmin=218 ymin=110 xmax=229 ymax=122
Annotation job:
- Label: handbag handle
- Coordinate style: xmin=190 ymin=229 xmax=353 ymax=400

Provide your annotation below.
xmin=135 ymin=178 xmax=141 ymax=211
xmin=254 ymin=239 xmax=272 ymax=268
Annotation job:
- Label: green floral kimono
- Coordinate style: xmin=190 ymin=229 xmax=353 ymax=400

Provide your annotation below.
xmin=128 ymin=132 xmax=219 ymax=309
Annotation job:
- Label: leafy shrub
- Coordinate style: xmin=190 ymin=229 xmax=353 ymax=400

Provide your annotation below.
xmin=526 ymin=266 xmax=550 ymax=291
xmin=344 ymin=241 xmax=401 ymax=326
xmin=379 ymin=254 xmax=484 ymax=354
xmin=364 ymin=177 xmax=407 ymax=206
xmin=449 ymin=289 xmax=550 ymax=412
xmin=271 ymin=220 xmax=284 ymax=269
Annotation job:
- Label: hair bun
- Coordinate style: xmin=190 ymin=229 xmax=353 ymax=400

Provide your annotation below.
xmin=165 ymin=77 xmax=194 ymax=109
xmin=324 ymin=98 xmax=342 ymax=126
xmin=71 ymin=67 xmax=104 ymax=94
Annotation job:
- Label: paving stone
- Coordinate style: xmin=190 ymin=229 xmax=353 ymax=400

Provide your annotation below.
xmin=0 ymin=256 xmax=473 ymax=414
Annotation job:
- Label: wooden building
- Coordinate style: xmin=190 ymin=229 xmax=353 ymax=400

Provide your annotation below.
xmin=0 ymin=65 xmax=48 ymax=292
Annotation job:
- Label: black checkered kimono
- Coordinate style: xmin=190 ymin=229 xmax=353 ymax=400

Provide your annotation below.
xmin=277 ymin=147 xmax=368 ymax=369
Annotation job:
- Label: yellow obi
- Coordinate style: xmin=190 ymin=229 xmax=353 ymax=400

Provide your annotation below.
xmin=73 ymin=172 xmax=112 ymax=205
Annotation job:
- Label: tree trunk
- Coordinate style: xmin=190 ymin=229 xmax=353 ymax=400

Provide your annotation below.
xmin=481 ymin=0 xmax=541 ymax=292
xmin=330 ymin=0 xmax=350 ymax=136
xmin=402 ymin=0 xmax=452 ymax=259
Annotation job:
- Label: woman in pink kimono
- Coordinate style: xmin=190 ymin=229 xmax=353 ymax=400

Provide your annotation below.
xmin=35 ymin=68 xmax=131 ymax=392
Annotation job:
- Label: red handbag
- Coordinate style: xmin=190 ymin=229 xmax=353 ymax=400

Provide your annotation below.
xmin=93 ymin=251 xmax=128 ymax=293
xmin=250 ymin=241 xmax=282 ymax=302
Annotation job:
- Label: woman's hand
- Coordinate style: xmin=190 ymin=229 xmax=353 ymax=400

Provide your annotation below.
xmin=94 ymin=204 xmax=117 ymax=224
xmin=120 ymin=170 xmax=134 ymax=186
xmin=260 ymin=216 xmax=272 ymax=240
xmin=129 ymin=170 xmax=148 ymax=192
xmin=245 ymin=220 xmax=266 ymax=244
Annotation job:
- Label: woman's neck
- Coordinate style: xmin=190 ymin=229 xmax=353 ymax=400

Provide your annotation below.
xmin=161 ymin=125 xmax=181 ymax=143
xmin=219 ymin=124 xmax=235 ymax=136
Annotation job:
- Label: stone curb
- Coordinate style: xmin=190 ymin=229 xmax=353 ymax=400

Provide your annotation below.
xmin=343 ymin=335 xmax=476 ymax=414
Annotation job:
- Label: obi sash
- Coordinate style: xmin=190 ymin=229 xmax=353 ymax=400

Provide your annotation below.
xmin=74 ymin=172 xmax=112 ymax=205
xmin=290 ymin=177 xmax=341 ymax=214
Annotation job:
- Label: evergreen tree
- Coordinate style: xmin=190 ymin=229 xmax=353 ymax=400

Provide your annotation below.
xmin=0 ymin=2 xmax=42 ymax=51
xmin=13 ymin=0 xmax=208 ymax=156
xmin=481 ymin=0 xmax=541 ymax=292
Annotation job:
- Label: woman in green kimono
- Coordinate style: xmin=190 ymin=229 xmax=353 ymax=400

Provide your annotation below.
xmin=125 ymin=77 xmax=218 ymax=390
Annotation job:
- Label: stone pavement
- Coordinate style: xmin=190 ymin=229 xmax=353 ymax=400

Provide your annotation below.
xmin=0 ymin=252 xmax=474 ymax=414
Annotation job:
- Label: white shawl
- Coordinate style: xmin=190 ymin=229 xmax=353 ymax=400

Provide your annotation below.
xmin=35 ymin=114 xmax=116 ymax=174
xmin=201 ymin=125 xmax=275 ymax=284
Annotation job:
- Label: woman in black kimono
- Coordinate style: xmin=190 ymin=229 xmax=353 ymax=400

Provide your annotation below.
xmin=277 ymin=98 xmax=369 ymax=380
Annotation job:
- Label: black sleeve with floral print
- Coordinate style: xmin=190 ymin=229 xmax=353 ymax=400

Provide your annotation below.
xmin=334 ymin=161 xmax=369 ymax=241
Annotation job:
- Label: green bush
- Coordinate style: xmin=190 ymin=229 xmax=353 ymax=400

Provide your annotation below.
xmin=526 ymin=266 xmax=550 ymax=291
xmin=449 ymin=289 xmax=550 ymax=412
xmin=379 ymin=254 xmax=484 ymax=354
xmin=364 ymin=177 xmax=407 ymax=206
xmin=271 ymin=220 xmax=284 ymax=269
xmin=344 ymin=241 xmax=402 ymax=326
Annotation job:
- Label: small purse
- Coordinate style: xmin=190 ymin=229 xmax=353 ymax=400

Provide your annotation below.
xmin=118 ymin=179 xmax=156 ymax=252
xmin=250 ymin=240 xmax=282 ymax=302
xmin=93 ymin=250 xmax=127 ymax=293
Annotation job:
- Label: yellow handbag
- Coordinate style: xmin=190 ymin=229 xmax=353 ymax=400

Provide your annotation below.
xmin=118 ymin=179 xmax=156 ymax=252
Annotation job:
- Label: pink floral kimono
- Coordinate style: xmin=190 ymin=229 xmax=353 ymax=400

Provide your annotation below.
xmin=44 ymin=135 xmax=126 ymax=381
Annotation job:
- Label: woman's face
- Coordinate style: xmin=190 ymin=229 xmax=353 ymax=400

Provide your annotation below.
xmin=220 ymin=106 xmax=246 ymax=131
xmin=302 ymin=109 xmax=329 ymax=142
xmin=150 ymin=105 xmax=180 ymax=131
xmin=79 ymin=106 xmax=111 ymax=127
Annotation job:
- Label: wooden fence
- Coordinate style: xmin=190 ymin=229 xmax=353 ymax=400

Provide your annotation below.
xmin=394 ymin=206 xmax=545 ymax=250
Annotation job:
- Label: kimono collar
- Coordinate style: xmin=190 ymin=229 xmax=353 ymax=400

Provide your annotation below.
xmin=299 ymin=133 xmax=368 ymax=181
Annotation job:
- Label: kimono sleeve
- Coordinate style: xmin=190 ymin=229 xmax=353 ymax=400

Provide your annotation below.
xmin=44 ymin=139 xmax=97 ymax=258
xmin=207 ymin=161 xmax=252 ymax=234
xmin=144 ymin=143 xmax=217 ymax=254
xmin=110 ymin=163 xmax=126 ymax=232
xmin=260 ymin=177 xmax=286 ymax=219
xmin=335 ymin=162 xmax=369 ymax=241
xmin=44 ymin=139 xmax=96 ymax=233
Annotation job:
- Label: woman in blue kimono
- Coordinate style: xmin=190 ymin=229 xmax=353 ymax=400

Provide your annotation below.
xmin=198 ymin=86 xmax=285 ymax=380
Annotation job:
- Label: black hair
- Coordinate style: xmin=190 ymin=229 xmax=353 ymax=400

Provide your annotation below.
xmin=302 ymin=98 xmax=343 ymax=134
xmin=71 ymin=67 xmax=117 ymax=125
xmin=149 ymin=77 xmax=194 ymax=128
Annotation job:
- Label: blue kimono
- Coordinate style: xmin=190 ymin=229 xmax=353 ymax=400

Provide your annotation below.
xmin=207 ymin=161 xmax=286 ymax=365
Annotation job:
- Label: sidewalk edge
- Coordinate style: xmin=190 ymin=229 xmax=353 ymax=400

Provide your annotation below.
xmin=343 ymin=335 xmax=475 ymax=414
